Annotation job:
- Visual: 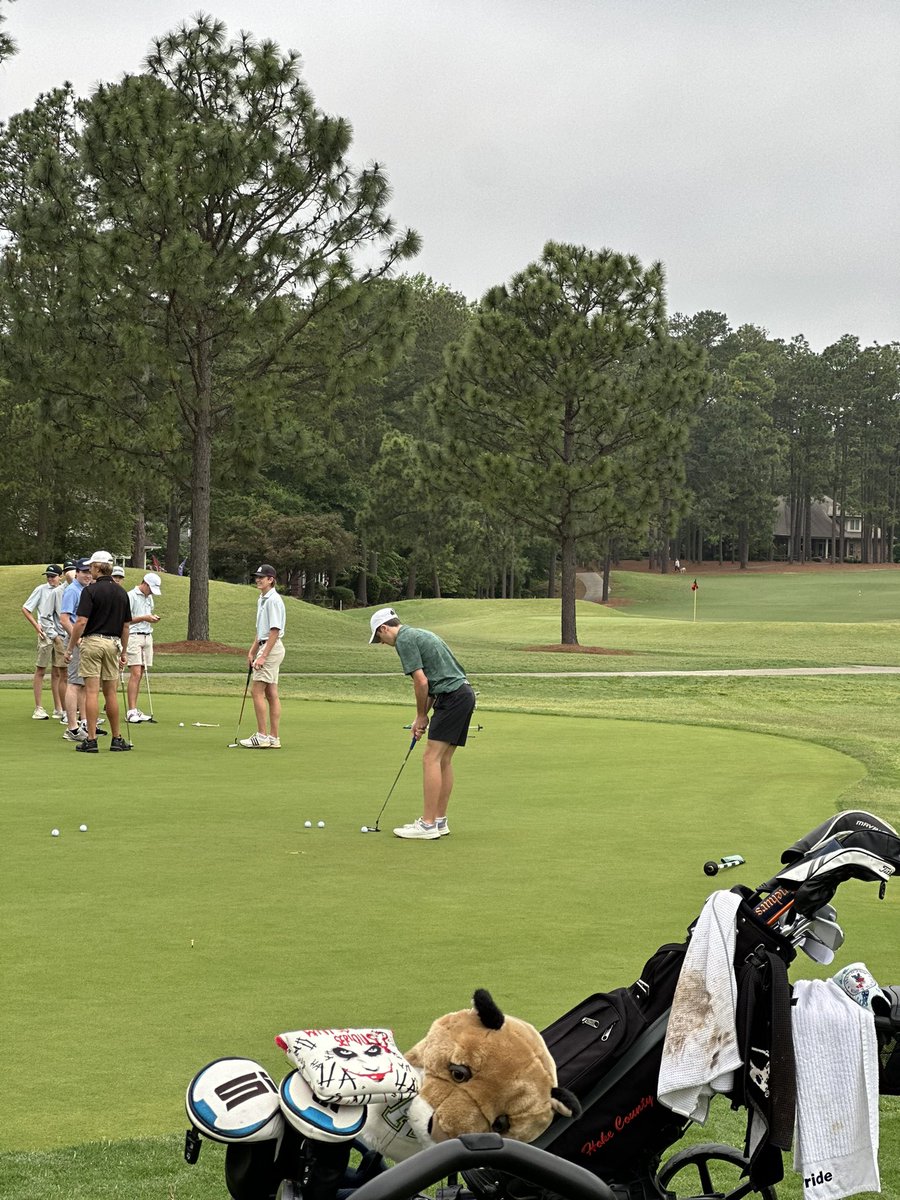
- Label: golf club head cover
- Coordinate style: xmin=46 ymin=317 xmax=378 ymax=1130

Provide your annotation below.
xmin=274 ymin=1028 xmax=419 ymax=1106
xmin=279 ymin=1069 xmax=367 ymax=1143
xmin=186 ymin=1057 xmax=284 ymax=1145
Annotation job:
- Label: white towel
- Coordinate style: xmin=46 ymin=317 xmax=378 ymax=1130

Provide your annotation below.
xmin=792 ymin=978 xmax=880 ymax=1199
xmin=658 ymin=890 xmax=742 ymax=1122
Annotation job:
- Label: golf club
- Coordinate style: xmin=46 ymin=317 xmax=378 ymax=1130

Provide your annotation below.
xmin=703 ymin=854 xmax=745 ymax=877
xmin=227 ymin=664 xmax=254 ymax=747
xmin=192 ymin=722 xmax=221 ymax=728
xmin=403 ymin=723 xmax=485 ymax=733
xmin=118 ymin=672 xmax=134 ymax=747
xmin=364 ymin=735 xmax=418 ymax=833
xmin=142 ymin=646 xmax=158 ymax=722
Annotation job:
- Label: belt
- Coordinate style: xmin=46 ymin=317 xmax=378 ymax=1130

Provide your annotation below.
xmin=85 ymin=634 xmax=120 ymax=640
xmin=132 ymin=630 xmax=152 ymax=635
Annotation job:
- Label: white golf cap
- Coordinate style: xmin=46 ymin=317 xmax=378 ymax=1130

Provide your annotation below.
xmin=368 ymin=607 xmax=398 ymax=644
xmin=111 ymin=565 xmax=126 ymax=578
xmin=143 ymin=572 xmax=162 ymax=595
xmin=87 ymin=550 xmax=115 ymax=566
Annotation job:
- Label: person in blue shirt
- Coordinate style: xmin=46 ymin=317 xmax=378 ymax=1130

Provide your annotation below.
xmin=59 ymin=558 xmax=93 ymax=742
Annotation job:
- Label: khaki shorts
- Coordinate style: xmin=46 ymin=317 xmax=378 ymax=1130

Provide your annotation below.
xmin=252 ymin=638 xmax=285 ymax=684
xmin=126 ymin=634 xmax=154 ymax=668
xmin=79 ymin=636 xmax=122 ymax=682
xmin=36 ymin=637 xmax=65 ymax=669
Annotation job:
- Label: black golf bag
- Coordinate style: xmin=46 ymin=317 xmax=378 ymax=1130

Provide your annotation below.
xmin=183 ymin=809 xmax=900 ymax=1200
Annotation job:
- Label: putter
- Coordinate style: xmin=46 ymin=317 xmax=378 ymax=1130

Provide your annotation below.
xmin=118 ymin=673 xmax=134 ymax=747
xmin=403 ymin=723 xmax=484 ymax=733
xmin=192 ymin=722 xmax=220 ymax=728
xmin=142 ymin=647 xmax=158 ymax=722
xmin=227 ymin=665 xmax=254 ymax=747
xmin=367 ymin=736 xmax=418 ymax=833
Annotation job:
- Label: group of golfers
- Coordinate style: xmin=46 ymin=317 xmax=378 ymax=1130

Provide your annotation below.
xmin=24 ymin=559 xmax=476 ymax=840
xmin=21 ymin=554 xmax=162 ymax=753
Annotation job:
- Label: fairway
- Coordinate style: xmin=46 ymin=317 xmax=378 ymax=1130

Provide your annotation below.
xmin=2 ymin=691 xmax=865 ymax=1152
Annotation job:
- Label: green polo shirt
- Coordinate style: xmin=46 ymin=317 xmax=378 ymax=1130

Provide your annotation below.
xmin=394 ymin=626 xmax=467 ymax=695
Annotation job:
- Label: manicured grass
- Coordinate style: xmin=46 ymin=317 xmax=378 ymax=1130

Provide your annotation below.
xmin=6 ymin=564 xmax=900 ymax=677
xmin=2 ymin=692 xmax=867 ymax=1153
xmin=608 ymin=564 xmax=900 ymax=623
xmin=3 ymin=564 xmax=900 ymax=1200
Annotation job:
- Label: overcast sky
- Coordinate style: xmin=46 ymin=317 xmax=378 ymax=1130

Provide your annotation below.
xmin=2 ymin=1 xmax=897 ymax=349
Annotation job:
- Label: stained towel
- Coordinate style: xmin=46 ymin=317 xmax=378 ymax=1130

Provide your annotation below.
xmin=658 ymin=889 xmax=743 ymax=1122
xmin=792 ymin=978 xmax=880 ymax=1199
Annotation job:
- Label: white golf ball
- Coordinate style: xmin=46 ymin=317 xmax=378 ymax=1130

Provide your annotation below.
xmin=304 ymin=820 xmax=312 ymax=828
xmin=178 ymin=722 xmax=185 ymax=727
xmin=51 ymin=828 xmax=60 ymax=837
xmin=317 ymin=821 xmax=325 ymax=828
xmin=361 ymin=826 xmax=368 ymax=833
xmin=79 ymin=824 xmax=87 ymax=832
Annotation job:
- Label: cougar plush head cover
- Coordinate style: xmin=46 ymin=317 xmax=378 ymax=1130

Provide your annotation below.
xmin=404 ymin=989 xmax=581 ymax=1146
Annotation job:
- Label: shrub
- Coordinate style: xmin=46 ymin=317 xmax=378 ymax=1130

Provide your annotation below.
xmin=327 ymin=585 xmax=356 ymax=609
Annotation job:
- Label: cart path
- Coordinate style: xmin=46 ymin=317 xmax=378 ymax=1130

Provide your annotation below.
xmin=4 ymin=666 xmax=900 ymax=681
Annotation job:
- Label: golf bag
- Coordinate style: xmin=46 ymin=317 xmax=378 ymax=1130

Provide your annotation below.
xmin=876 ymin=985 xmax=900 ymax=1095
xmin=183 ymin=810 xmax=900 ymax=1200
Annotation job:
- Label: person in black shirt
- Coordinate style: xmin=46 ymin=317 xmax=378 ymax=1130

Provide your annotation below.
xmin=64 ymin=551 xmax=132 ymax=752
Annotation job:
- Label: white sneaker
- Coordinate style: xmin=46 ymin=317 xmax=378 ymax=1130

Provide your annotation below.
xmin=393 ymin=818 xmax=440 ymax=840
xmin=239 ymin=733 xmax=271 ymax=748
xmin=126 ymin=709 xmax=144 ymax=724
xmin=268 ymin=736 xmax=281 ymax=748
xmin=51 ymin=709 xmax=65 ymax=719
xmin=436 ymin=819 xmax=450 ymax=837
xmin=63 ymin=726 xmax=88 ymax=742
xmin=32 ymin=706 xmax=50 ymax=720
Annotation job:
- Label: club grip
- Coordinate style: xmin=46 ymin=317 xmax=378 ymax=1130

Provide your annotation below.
xmin=704 ymin=854 xmax=744 ymax=876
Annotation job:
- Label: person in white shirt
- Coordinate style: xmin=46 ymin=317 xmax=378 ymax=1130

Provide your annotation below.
xmin=21 ymin=565 xmax=66 ymax=720
xmin=240 ymin=564 xmax=286 ymax=748
xmin=126 ymin=572 xmax=162 ymax=722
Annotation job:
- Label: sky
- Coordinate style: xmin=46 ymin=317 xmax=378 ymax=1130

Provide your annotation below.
xmin=1 ymin=0 xmax=898 ymax=350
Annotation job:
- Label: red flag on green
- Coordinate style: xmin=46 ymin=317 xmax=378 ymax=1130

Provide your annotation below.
xmin=691 ymin=579 xmax=698 ymax=592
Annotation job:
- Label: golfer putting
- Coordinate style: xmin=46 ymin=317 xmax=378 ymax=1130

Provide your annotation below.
xmin=368 ymin=607 xmax=476 ymax=840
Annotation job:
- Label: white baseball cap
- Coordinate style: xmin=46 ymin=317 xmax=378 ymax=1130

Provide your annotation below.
xmin=368 ymin=607 xmax=399 ymax=644
xmin=142 ymin=572 xmax=162 ymax=595
xmin=111 ymin=565 xmax=126 ymax=578
xmin=87 ymin=550 xmax=115 ymax=566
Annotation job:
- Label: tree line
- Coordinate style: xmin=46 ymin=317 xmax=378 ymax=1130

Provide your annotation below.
xmin=1 ymin=15 xmax=897 ymax=644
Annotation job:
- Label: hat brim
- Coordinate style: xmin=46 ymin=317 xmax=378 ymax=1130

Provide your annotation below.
xmin=147 ymin=584 xmax=161 ymax=595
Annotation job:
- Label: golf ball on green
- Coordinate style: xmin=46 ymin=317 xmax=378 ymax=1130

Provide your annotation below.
xmin=79 ymin=824 xmax=87 ymax=832
xmin=361 ymin=826 xmax=368 ymax=833
xmin=51 ymin=828 xmax=60 ymax=837
xmin=304 ymin=821 xmax=312 ymax=828
xmin=178 ymin=722 xmax=184 ymax=727
xmin=317 ymin=821 xmax=325 ymax=828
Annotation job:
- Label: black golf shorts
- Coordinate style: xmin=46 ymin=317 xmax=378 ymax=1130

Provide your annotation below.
xmin=429 ymin=683 xmax=476 ymax=746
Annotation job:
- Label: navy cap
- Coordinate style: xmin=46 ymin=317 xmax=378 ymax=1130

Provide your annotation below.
xmin=44 ymin=565 xmax=62 ymax=576
xmin=63 ymin=561 xmax=76 ymax=571
xmin=253 ymin=564 xmax=277 ymax=578
xmin=74 ymin=557 xmax=92 ymax=572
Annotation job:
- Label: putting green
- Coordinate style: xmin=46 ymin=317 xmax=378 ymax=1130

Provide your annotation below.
xmin=2 ymin=692 xmax=865 ymax=1151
